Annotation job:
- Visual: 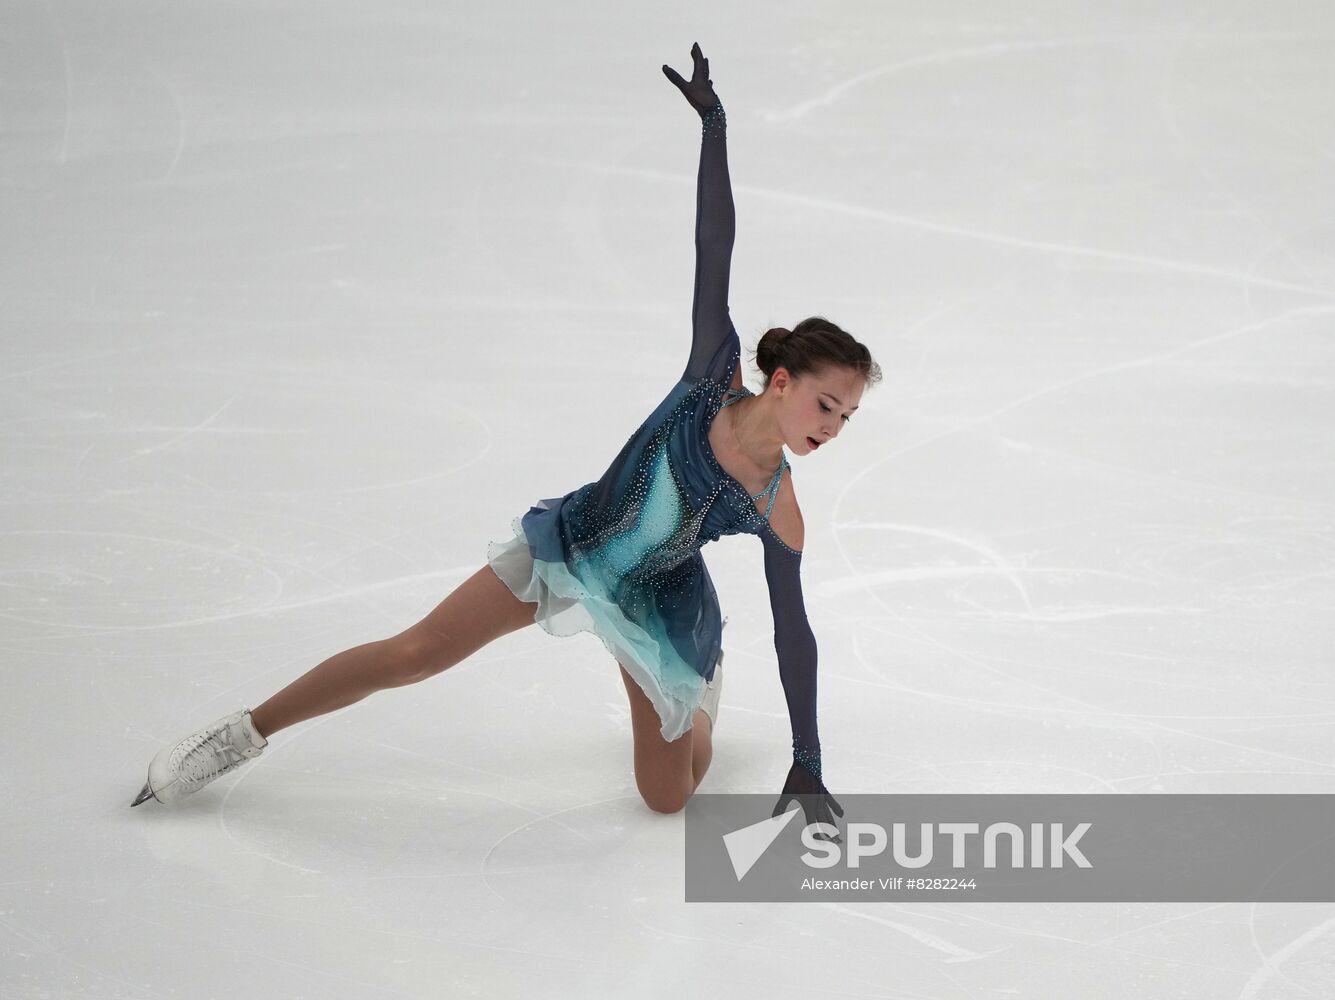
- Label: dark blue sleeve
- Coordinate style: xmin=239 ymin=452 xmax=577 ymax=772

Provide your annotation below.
xmin=682 ymin=99 xmax=737 ymax=383
xmin=760 ymin=527 xmax=822 ymax=780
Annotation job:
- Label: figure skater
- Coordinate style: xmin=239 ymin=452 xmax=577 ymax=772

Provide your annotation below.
xmin=130 ymin=43 xmax=879 ymax=838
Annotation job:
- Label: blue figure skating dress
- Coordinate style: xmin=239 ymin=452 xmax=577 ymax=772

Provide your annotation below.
xmin=487 ymin=329 xmax=795 ymax=741
xmin=487 ymin=97 xmax=821 ymax=768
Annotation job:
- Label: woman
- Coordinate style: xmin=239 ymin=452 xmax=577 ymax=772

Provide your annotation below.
xmin=131 ymin=43 xmax=877 ymax=840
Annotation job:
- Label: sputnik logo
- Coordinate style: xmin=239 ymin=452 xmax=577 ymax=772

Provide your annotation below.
xmin=722 ymin=805 xmax=804 ymax=881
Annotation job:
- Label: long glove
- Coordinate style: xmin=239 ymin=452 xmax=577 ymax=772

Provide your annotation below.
xmin=772 ymin=758 xmax=845 ymax=845
xmin=662 ymin=42 xmax=721 ymax=118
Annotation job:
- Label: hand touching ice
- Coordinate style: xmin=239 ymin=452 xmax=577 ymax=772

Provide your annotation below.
xmin=773 ymin=760 xmax=845 ymax=844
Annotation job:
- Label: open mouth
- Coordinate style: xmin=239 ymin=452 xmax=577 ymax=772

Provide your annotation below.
xmin=806 ymin=437 xmax=821 ymax=450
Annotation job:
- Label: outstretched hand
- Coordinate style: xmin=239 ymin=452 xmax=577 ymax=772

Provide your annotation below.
xmin=772 ymin=760 xmax=845 ymax=844
xmin=662 ymin=41 xmax=720 ymax=117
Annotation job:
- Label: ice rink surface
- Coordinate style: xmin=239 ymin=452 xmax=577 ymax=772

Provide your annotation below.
xmin=4 ymin=1 xmax=1334 ymax=996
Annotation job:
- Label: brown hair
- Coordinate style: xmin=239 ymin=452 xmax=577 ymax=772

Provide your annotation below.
xmin=750 ymin=316 xmax=881 ymax=390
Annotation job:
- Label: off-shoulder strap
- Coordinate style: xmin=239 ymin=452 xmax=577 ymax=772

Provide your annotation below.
xmin=719 ymin=385 xmax=751 ymax=408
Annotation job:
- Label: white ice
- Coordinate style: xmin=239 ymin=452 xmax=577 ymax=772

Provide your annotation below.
xmin=3 ymin=1 xmax=1334 ymax=997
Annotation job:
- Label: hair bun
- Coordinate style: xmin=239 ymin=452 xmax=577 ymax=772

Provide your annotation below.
xmin=747 ymin=316 xmax=882 ymax=390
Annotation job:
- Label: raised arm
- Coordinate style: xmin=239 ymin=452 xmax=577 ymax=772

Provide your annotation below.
xmin=663 ymin=43 xmax=737 ymax=381
xmin=760 ymin=529 xmax=843 ymax=841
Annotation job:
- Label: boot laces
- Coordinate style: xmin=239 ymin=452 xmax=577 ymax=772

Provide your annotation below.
xmin=170 ymin=725 xmax=246 ymax=791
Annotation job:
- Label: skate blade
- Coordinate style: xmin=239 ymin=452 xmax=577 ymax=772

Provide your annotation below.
xmin=130 ymin=782 xmax=157 ymax=807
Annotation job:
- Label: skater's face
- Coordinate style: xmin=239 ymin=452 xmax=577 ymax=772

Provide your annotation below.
xmin=772 ymin=365 xmax=862 ymax=456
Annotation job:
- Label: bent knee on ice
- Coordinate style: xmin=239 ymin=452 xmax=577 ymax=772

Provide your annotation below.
xmin=637 ymin=779 xmax=692 ymax=815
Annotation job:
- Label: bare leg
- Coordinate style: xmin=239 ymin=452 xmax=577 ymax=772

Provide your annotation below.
xmin=618 ymin=663 xmax=713 ymax=814
xmin=249 ymin=565 xmax=538 ymax=738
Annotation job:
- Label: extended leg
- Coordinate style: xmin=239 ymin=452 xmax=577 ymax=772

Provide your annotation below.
xmin=618 ymin=663 xmax=713 ymax=814
xmin=131 ymin=564 xmax=541 ymax=808
xmin=250 ymin=565 xmax=539 ymax=738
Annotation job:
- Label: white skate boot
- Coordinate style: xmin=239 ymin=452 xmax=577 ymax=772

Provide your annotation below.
xmin=130 ymin=708 xmax=268 ymax=806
